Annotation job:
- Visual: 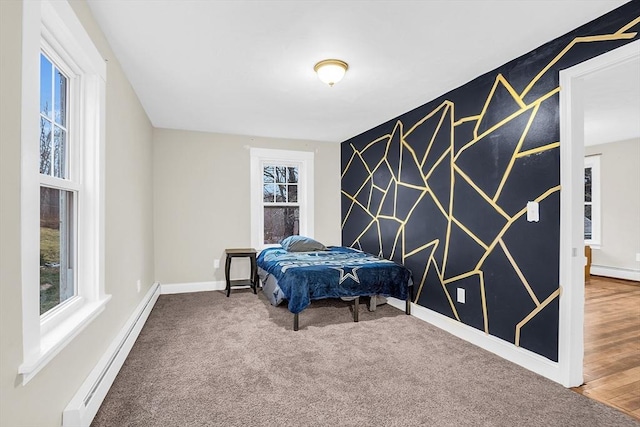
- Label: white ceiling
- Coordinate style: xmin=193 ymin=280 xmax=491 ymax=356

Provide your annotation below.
xmin=583 ymin=56 xmax=640 ymax=146
xmin=86 ymin=0 xmax=633 ymax=143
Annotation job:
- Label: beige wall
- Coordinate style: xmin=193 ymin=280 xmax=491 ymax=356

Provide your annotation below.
xmin=0 ymin=1 xmax=155 ymax=426
xmin=585 ymin=138 xmax=640 ymax=272
xmin=153 ymin=128 xmax=341 ymax=284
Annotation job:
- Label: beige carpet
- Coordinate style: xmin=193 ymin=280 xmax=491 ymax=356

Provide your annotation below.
xmin=91 ymin=290 xmax=640 ymax=426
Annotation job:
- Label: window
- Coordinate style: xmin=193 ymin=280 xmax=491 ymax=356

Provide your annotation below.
xmin=262 ymin=165 xmax=300 ymax=244
xmin=20 ymin=0 xmax=109 ymax=384
xmin=250 ymin=149 xmax=314 ymax=249
xmin=39 ymin=52 xmax=76 ymax=315
xmin=584 ymin=155 xmax=601 ymax=246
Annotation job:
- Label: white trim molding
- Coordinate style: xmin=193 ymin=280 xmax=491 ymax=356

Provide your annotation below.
xmin=20 ymin=0 xmax=109 ymax=385
xmin=19 ymin=296 xmax=111 ymax=384
xmin=386 ymin=298 xmax=562 ymax=383
xmin=63 ymin=283 xmax=160 ymax=427
xmin=558 ymin=39 xmax=640 ymax=388
xmin=590 ymin=266 xmax=640 ymax=282
xmin=160 ymin=281 xmax=226 ymax=295
xmin=249 ymin=148 xmax=315 ymax=250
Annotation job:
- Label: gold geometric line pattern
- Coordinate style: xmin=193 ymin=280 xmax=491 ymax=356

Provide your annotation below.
xmin=343 ymin=98 xmax=561 ymax=330
xmin=441 ymin=276 xmax=460 ymax=322
xmin=341 ymin=16 xmax=638 ymax=346
xmin=456 ymin=106 xmax=527 ymax=161
xmin=479 ymin=270 xmax=488 ymax=333
xmin=386 ymin=121 xmax=403 ymax=182
xmin=443 ymin=269 xmax=481 ymax=285
xmin=342 ymin=143 xmax=358 ymax=179
xmin=514 ymin=288 xmax=561 ymax=347
xmin=390 ymin=222 xmax=404 ymax=260
xmin=473 ymin=74 xmax=526 ymax=139
xmin=397 ymin=181 xmax=428 ymax=191
xmin=616 ymin=17 xmax=640 ymax=34
xmin=356 ymin=149 xmax=374 ymax=175
xmin=520 ymin=31 xmax=637 ymax=99
xmin=443 ymin=270 xmax=489 ymax=333
xmin=493 ymin=103 xmax=540 ymax=202
xmin=377 ymin=178 xmax=395 ymax=217
xmin=453 ymin=115 xmax=481 ymax=126
xmin=516 ymin=142 xmax=560 ymax=158
xmin=401 ymin=140 xmax=430 ymax=188
xmin=351 ymin=175 xmax=374 ymax=206
xmin=452 ymin=164 xmax=511 ymax=221
xmin=474 ymin=186 xmax=561 ymax=272
xmin=426 ymin=185 xmax=450 ymax=220
xmin=425 ymin=147 xmax=452 ymax=181
xmin=404 ymin=238 xmax=439 ymax=260
xmin=406 ymin=240 xmax=438 ymax=304
xmin=363 ymin=133 xmax=392 ymax=153
xmin=498 ymin=239 xmax=541 ymax=307
xmin=451 ymin=217 xmax=489 ymax=250
xmin=402 ymin=190 xmax=429 ymax=233
xmin=353 ymin=218 xmax=377 ymax=246
xmin=454 ymin=87 xmax=560 ymax=162
xmin=341 ymin=190 xmax=374 ymax=228
xmin=419 ymin=103 xmax=452 ymax=168
xmin=440 ymin=149 xmax=456 ymax=282
xmin=405 ymin=101 xmax=452 ymax=138
xmin=425 ymin=258 xmax=461 ymax=322
xmin=393 ymin=180 xmax=398 ymax=218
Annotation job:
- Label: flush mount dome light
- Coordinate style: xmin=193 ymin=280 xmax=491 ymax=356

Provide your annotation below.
xmin=314 ymin=59 xmax=348 ymax=87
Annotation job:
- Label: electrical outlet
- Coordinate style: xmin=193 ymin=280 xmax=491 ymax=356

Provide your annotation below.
xmin=636 ymin=253 xmax=640 ymax=262
xmin=214 ymin=259 xmax=220 ymax=269
xmin=136 ymin=279 xmax=141 ymax=293
xmin=457 ymin=288 xmax=465 ymax=304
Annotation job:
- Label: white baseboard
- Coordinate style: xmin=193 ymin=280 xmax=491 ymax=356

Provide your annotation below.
xmin=62 ymin=282 xmax=161 ymax=427
xmin=387 ymin=297 xmax=562 ymax=385
xmin=590 ymin=265 xmax=640 ymax=282
xmin=160 ymin=280 xmax=226 ymax=294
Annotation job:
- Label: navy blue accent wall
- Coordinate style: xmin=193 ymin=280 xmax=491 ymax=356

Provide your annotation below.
xmin=340 ymin=1 xmax=639 ymax=361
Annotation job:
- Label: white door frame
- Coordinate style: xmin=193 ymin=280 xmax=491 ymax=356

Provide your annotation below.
xmin=558 ymin=39 xmax=640 ymax=387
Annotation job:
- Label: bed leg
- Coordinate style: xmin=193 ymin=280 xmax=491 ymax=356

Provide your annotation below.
xmin=406 ymin=294 xmax=411 ymax=315
xmin=354 ymin=297 xmax=359 ymax=322
xmin=294 ymin=313 xmax=299 ymax=331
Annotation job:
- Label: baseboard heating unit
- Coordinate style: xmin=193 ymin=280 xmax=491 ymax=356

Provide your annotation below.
xmin=62 ymin=282 xmax=160 ymax=427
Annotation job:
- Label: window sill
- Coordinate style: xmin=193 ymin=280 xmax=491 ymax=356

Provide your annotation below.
xmin=18 ymin=294 xmax=111 ymax=385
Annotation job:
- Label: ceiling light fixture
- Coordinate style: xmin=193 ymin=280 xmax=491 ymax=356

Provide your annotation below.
xmin=314 ymin=59 xmax=348 ymax=87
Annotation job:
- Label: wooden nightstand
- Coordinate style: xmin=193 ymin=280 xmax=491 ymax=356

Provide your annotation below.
xmin=224 ymin=248 xmax=258 ymax=297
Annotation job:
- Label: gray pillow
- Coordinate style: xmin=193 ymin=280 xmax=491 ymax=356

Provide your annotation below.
xmin=280 ymin=235 xmax=326 ymax=252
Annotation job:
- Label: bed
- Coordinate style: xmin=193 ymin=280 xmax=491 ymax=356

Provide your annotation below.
xmin=256 ymin=243 xmax=413 ymax=330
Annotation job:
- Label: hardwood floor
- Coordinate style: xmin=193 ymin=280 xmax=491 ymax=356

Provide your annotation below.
xmin=572 ymin=275 xmax=640 ymax=420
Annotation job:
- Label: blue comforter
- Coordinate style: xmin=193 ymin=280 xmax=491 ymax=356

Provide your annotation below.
xmin=256 ymin=246 xmax=412 ymax=314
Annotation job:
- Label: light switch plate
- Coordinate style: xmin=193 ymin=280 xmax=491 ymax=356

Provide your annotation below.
xmin=526 ymin=201 xmax=539 ymax=222
xmin=457 ymin=288 xmax=465 ymax=304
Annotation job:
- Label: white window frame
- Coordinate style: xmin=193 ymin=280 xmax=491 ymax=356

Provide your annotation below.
xmin=584 ymin=155 xmax=601 ymax=248
xmin=39 ymin=47 xmax=79 ymax=320
xmin=19 ymin=0 xmax=110 ymax=384
xmin=250 ymin=148 xmax=314 ymax=250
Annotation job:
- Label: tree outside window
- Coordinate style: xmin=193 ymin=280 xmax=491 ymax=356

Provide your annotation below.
xmin=584 ymin=155 xmax=601 ymax=245
xmin=262 ymin=165 xmax=299 ymax=244
xmin=39 ymin=53 xmax=75 ymax=315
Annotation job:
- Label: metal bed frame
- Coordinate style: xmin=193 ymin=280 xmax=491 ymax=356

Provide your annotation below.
xmin=292 ymin=291 xmax=412 ymax=331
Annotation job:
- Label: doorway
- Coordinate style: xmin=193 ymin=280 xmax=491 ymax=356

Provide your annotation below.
xmin=558 ymin=39 xmax=640 ymax=391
